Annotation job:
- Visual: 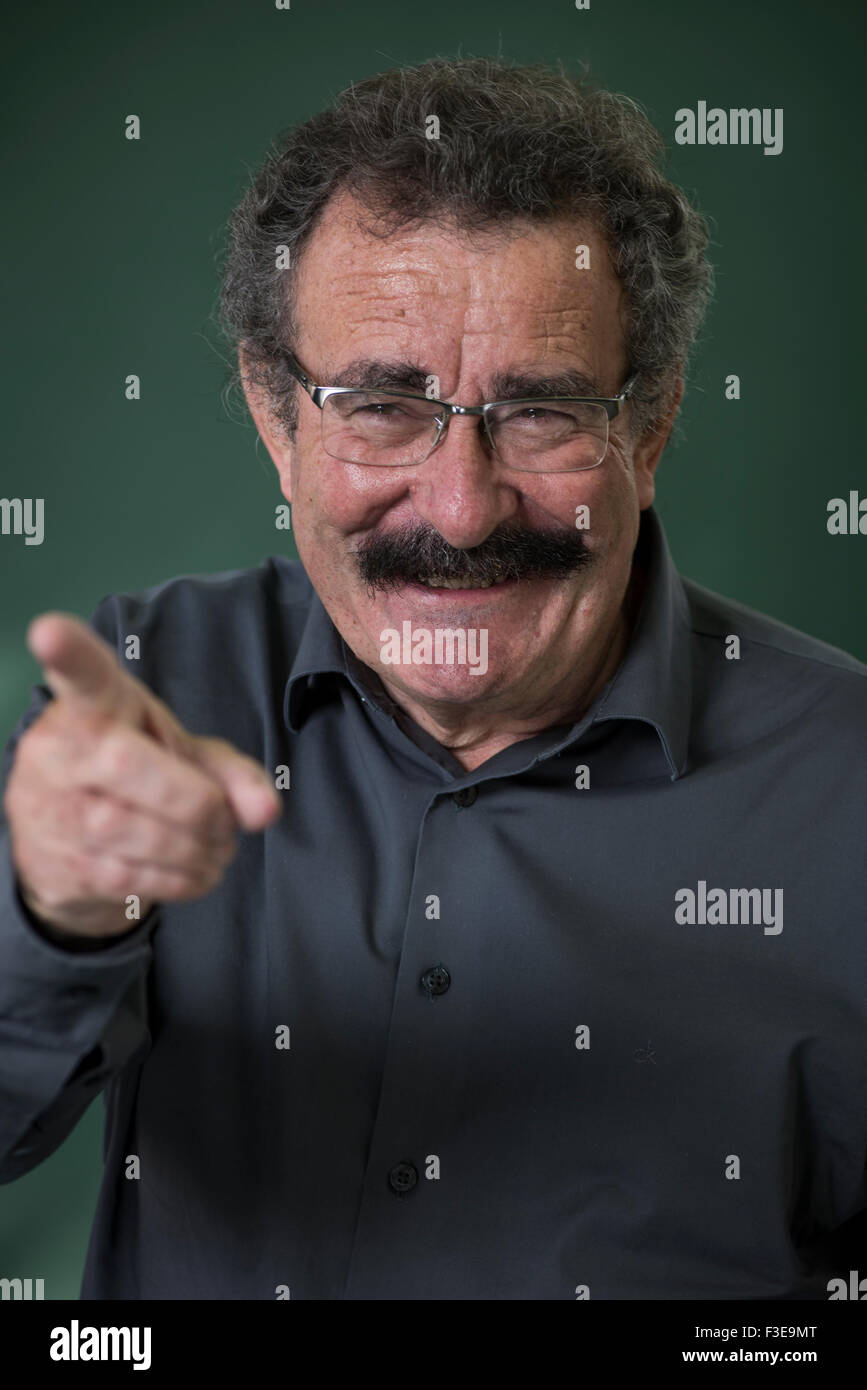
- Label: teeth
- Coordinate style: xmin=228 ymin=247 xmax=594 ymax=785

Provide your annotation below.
xmin=418 ymin=575 xmax=502 ymax=589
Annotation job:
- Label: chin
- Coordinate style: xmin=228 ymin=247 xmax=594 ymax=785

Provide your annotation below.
xmin=386 ymin=664 xmax=502 ymax=704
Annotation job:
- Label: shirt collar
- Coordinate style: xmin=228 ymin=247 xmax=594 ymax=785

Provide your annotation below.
xmin=284 ymin=586 xmax=350 ymax=734
xmin=584 ymin=505 xmax=692 ymax=780
xmin=284 ymin=505 xmax=693 ymax=780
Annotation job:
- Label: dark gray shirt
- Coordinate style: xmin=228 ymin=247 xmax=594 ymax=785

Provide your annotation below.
xmin=1 ymin=507 xmax=865 ymax=1300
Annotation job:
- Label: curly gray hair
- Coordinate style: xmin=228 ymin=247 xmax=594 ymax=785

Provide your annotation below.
xmin=218 ymin=56 xmax=714 ymax=444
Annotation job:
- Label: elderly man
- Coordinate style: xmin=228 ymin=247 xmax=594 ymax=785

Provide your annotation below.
xmin=1 ymin=58 xmax=865 ymax=1302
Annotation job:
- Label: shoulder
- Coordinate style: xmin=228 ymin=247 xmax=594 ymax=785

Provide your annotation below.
xmin=87 ymin=558 xmax=316 ymax=728
xmin=90 ymin=555 xmax=314 ymax=648
xmin=681 ymin=575 xmax=867 ymax=749
xmin=683 ymin=576 xmax=867 ymax=681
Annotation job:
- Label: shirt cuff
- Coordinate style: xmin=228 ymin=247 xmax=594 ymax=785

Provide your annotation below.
xmin=13 ymin=876 xmax=161 ymax=954
xmin=0 ymin=827 xmax=158 ymax=1008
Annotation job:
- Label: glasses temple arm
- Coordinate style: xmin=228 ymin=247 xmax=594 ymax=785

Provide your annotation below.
xmin=284 ymin=352 xmax=318 ymax=398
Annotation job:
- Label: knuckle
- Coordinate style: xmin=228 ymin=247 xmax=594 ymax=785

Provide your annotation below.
xmin=185 ymin=784 xmax=229 ymax=834
xmin=91 ymin=857 xmax=136 ymax=898
xmin=137 ymin=819 xmax=168 ymax=861
xmin=6 ymin=778 xmax=50 ymax=839
xmin=161 ymin=839 xmax=206 ymax=877
xmin=30 ymin=853 xmax=87 ymax=910
xmin=47 ymin=790 xmax=89 ymax=841
xmin=7 ymin=729 xmax=48 ymax=788
xmin=97 ymin=733 xmax=137 ymax=783
xmin=83 ymin=796 xmax=122 ymax=841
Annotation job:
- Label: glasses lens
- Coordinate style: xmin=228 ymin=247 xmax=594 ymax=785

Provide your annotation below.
xmin=488 ymin=400 xmax=609 ymax=471
xmin=322 ymin=391 xmax=443 ymax=465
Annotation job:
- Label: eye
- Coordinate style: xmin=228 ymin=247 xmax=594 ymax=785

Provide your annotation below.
xmin=336 ymin=395 xmax=436 ymax=422
xmin=494 ymin=401 xmax=601 ymax=433
xmin=503 ymin=406 xmax=572 ymax=425
xmin=356 ymin=402 xmax=406 ymax=417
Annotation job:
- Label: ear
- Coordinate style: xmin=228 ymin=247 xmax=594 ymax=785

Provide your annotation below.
xmin=239 ymin=347 xmax=295 ymax=502
xmin=631 ymin=371 xmax=684 ymax=510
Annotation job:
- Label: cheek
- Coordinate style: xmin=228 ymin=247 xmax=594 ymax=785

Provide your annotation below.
xmin=588 ymin=443 xmax=641 ymax=519
xmin=291 ymin=441 xmax=400 ymax=535
xmin=525 ymin=452 xmax=635 ymax=535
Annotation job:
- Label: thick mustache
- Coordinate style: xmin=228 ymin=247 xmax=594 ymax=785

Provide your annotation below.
xmin=354 ymin=522 xmax=591 ymax=592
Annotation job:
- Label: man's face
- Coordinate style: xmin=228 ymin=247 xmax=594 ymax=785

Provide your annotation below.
xmin=246 ymin=191 xmax=678 ymax=717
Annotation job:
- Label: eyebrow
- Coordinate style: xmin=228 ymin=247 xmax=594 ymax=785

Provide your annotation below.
xmin=330 ymin=359 xmax=430 ymax=392
xmin=489 ymin=368 xmax=604 ymax=400
xmin=328 ymin=358 xmax=606 ymax=400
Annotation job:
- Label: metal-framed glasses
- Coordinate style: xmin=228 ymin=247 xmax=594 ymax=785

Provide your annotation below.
xmin=282 ymin=351 xmax=639 ymax=473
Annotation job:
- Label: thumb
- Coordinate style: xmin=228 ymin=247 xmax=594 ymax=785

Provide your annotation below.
xmin=189 ymin=737 xmax=282 ymax=832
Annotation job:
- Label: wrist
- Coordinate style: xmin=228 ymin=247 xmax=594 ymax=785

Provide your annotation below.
xmin=16 ymin=881 xmax=145 ymax=949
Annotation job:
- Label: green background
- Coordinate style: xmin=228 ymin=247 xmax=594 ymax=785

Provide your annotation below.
xmin=1 ymin=0 xmax=864 ymax=1298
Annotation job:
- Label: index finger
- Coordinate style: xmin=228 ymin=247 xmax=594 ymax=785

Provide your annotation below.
xmin=27 ymin=612 xmax=133 ymax=724
xmin=81 ymin=724 xmax=239 ymax=842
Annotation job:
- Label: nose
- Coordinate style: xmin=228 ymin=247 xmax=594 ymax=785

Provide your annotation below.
xmin=409 ymin=413 xmax=518 ymax=549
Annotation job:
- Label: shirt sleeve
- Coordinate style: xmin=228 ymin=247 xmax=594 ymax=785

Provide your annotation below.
xmin=0 ymin=598 xmax=159 ymax=1183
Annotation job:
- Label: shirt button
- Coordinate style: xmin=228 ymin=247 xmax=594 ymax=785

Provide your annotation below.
xmin=420 ymin=963 xmax=451 ymax=997
xmin=388 ymin=1161 xmax=418 ymax=1196
xmin=451 ymin=786 xmax=478 ymax=807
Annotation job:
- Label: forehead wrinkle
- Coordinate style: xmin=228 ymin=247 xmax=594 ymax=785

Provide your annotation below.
xmin=332 ymin=267 xmax=450 ymax=306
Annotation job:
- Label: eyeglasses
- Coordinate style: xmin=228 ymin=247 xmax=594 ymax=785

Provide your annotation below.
xmin=282 ymin=351 xmax=639 ymax=473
